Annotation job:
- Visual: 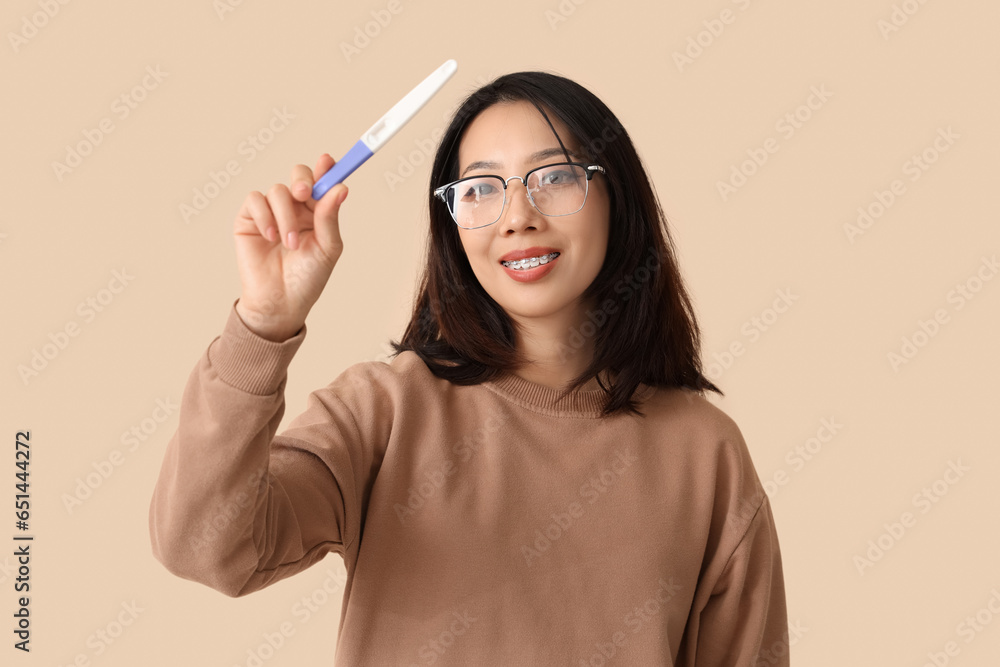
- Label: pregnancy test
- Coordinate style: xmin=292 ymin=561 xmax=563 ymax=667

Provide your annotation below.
xmin=312 ymin=59 xmax=458 ymax=200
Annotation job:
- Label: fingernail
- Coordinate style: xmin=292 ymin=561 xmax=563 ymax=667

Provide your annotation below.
xmin=266 ymin=226 xmax=276 ymax=242
xmin=286 ymin=230 xmax=298 ymax=250
xmin=294 ymin=182 xmax=308 ymax=195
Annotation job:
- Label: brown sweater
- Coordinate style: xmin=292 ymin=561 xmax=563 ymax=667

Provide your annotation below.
xmin=148 ymin=301 xmax=789 ymax=666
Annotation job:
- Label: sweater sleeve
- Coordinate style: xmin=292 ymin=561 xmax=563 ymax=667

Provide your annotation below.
xmin=683 ymin=495 xmax=789 ymax=666
xmin=674 ymin=407 xmax=790 ymax=667
xmin=148 ymin=300 xmax=364 ymax=597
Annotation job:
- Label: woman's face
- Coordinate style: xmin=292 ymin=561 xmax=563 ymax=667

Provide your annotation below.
xmin=454 ymin=101 xmax=611 ymax=330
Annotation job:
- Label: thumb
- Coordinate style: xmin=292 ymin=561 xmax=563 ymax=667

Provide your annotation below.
xmin=312 ymin=183 xmax=348 ymax=258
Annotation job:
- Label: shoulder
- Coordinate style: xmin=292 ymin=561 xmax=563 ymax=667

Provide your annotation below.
xmin=341 ymin=349 xmax=440 ymax=385
xmin=326 ymin=350 xmax=453 ymax=407
xmin=641 ymin=387 xmax=766 ymax=526
xmin=640 ymin=386 xmax=747 ymax=451
xmin=290 ymin=351 xmax=449 ymax=446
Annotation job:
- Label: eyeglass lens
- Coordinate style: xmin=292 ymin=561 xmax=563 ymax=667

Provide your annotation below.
xmin=447 ymin=163 xmax=589 ymax=229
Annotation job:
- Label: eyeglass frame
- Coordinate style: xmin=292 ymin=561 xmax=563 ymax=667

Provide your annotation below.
xmin=433 ymin=162 xmax=607 ymax=230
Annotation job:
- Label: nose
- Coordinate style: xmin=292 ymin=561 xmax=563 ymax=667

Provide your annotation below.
xmin=498 ymin=178 xmax=542 ymax=232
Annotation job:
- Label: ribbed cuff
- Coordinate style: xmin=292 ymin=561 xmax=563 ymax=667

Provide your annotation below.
xmin=207 ymin=299 xmax=307 ymax=395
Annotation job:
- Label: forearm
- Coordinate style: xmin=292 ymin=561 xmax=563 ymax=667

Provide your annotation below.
xmin=148 ymin=301 xmax=308 ymax=596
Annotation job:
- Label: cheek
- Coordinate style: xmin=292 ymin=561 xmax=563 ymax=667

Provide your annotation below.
xmin=469 ymin=257 xmax=492 ymax=284
xmin=458 ymin=238 xmax=493 ymax=282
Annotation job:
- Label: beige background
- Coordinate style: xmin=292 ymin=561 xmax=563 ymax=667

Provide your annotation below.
xmin=3 ymin=0 xmax=998 ymax=664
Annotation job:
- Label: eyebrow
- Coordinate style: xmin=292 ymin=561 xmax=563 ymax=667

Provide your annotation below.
xmin=460 ymin=147 xmax=581 ymax=178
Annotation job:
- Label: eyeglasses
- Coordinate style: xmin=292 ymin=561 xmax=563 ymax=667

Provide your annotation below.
xmin=434 ymin=162 xmax=606 ymax=229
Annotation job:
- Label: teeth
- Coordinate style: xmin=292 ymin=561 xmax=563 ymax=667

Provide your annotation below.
xmin=502 ymin=252 xmax=560 ymax=270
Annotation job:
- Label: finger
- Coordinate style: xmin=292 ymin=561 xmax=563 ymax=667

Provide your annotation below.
xmin=312 ymin=182 xmax=348 ymax=257
xmin=293 ymin=154 xmax=336 ymax=212
xmin=313 ymin=153 xmax=335 ymax=182
xmin=266 ymin=183 xmax=309 ymax=250
xmin=289 ymin=164 xmax=316 ymax=202
xmin=235 ymin=190 xmax=278 ymax=243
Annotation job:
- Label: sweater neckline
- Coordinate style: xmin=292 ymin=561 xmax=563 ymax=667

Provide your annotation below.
xmin=483 ymin=370 xmax=655 ymax=418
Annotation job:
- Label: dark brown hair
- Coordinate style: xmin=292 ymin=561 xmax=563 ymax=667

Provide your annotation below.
xmin=388 ymin=71 xmax=720 ymax=417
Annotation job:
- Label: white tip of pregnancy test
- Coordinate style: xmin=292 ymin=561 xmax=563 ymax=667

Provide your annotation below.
xmin=361 ymin=59 xmax=459 ymax=153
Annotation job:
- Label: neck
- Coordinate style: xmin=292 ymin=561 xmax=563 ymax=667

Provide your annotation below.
xmin=508 ymin=302 xmax=602 ymax=392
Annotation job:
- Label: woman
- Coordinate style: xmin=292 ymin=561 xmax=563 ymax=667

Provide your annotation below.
xmin=149 ymin=71 xmax=788 ymax=665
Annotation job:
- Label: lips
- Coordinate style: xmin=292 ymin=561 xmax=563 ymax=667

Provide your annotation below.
xmin=499 ymin=246 xmax=560 ymax=263
xmin=501 ymin=252 xmax=559 ymax=282
xmin=501 ymin=252 xmax=560 ymax=270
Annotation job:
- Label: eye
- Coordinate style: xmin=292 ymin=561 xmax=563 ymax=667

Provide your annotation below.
xmin=459 ymin=180 xmax=500 ymax=201
xmin=538 ymin=167 xmax=582 ymax=187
